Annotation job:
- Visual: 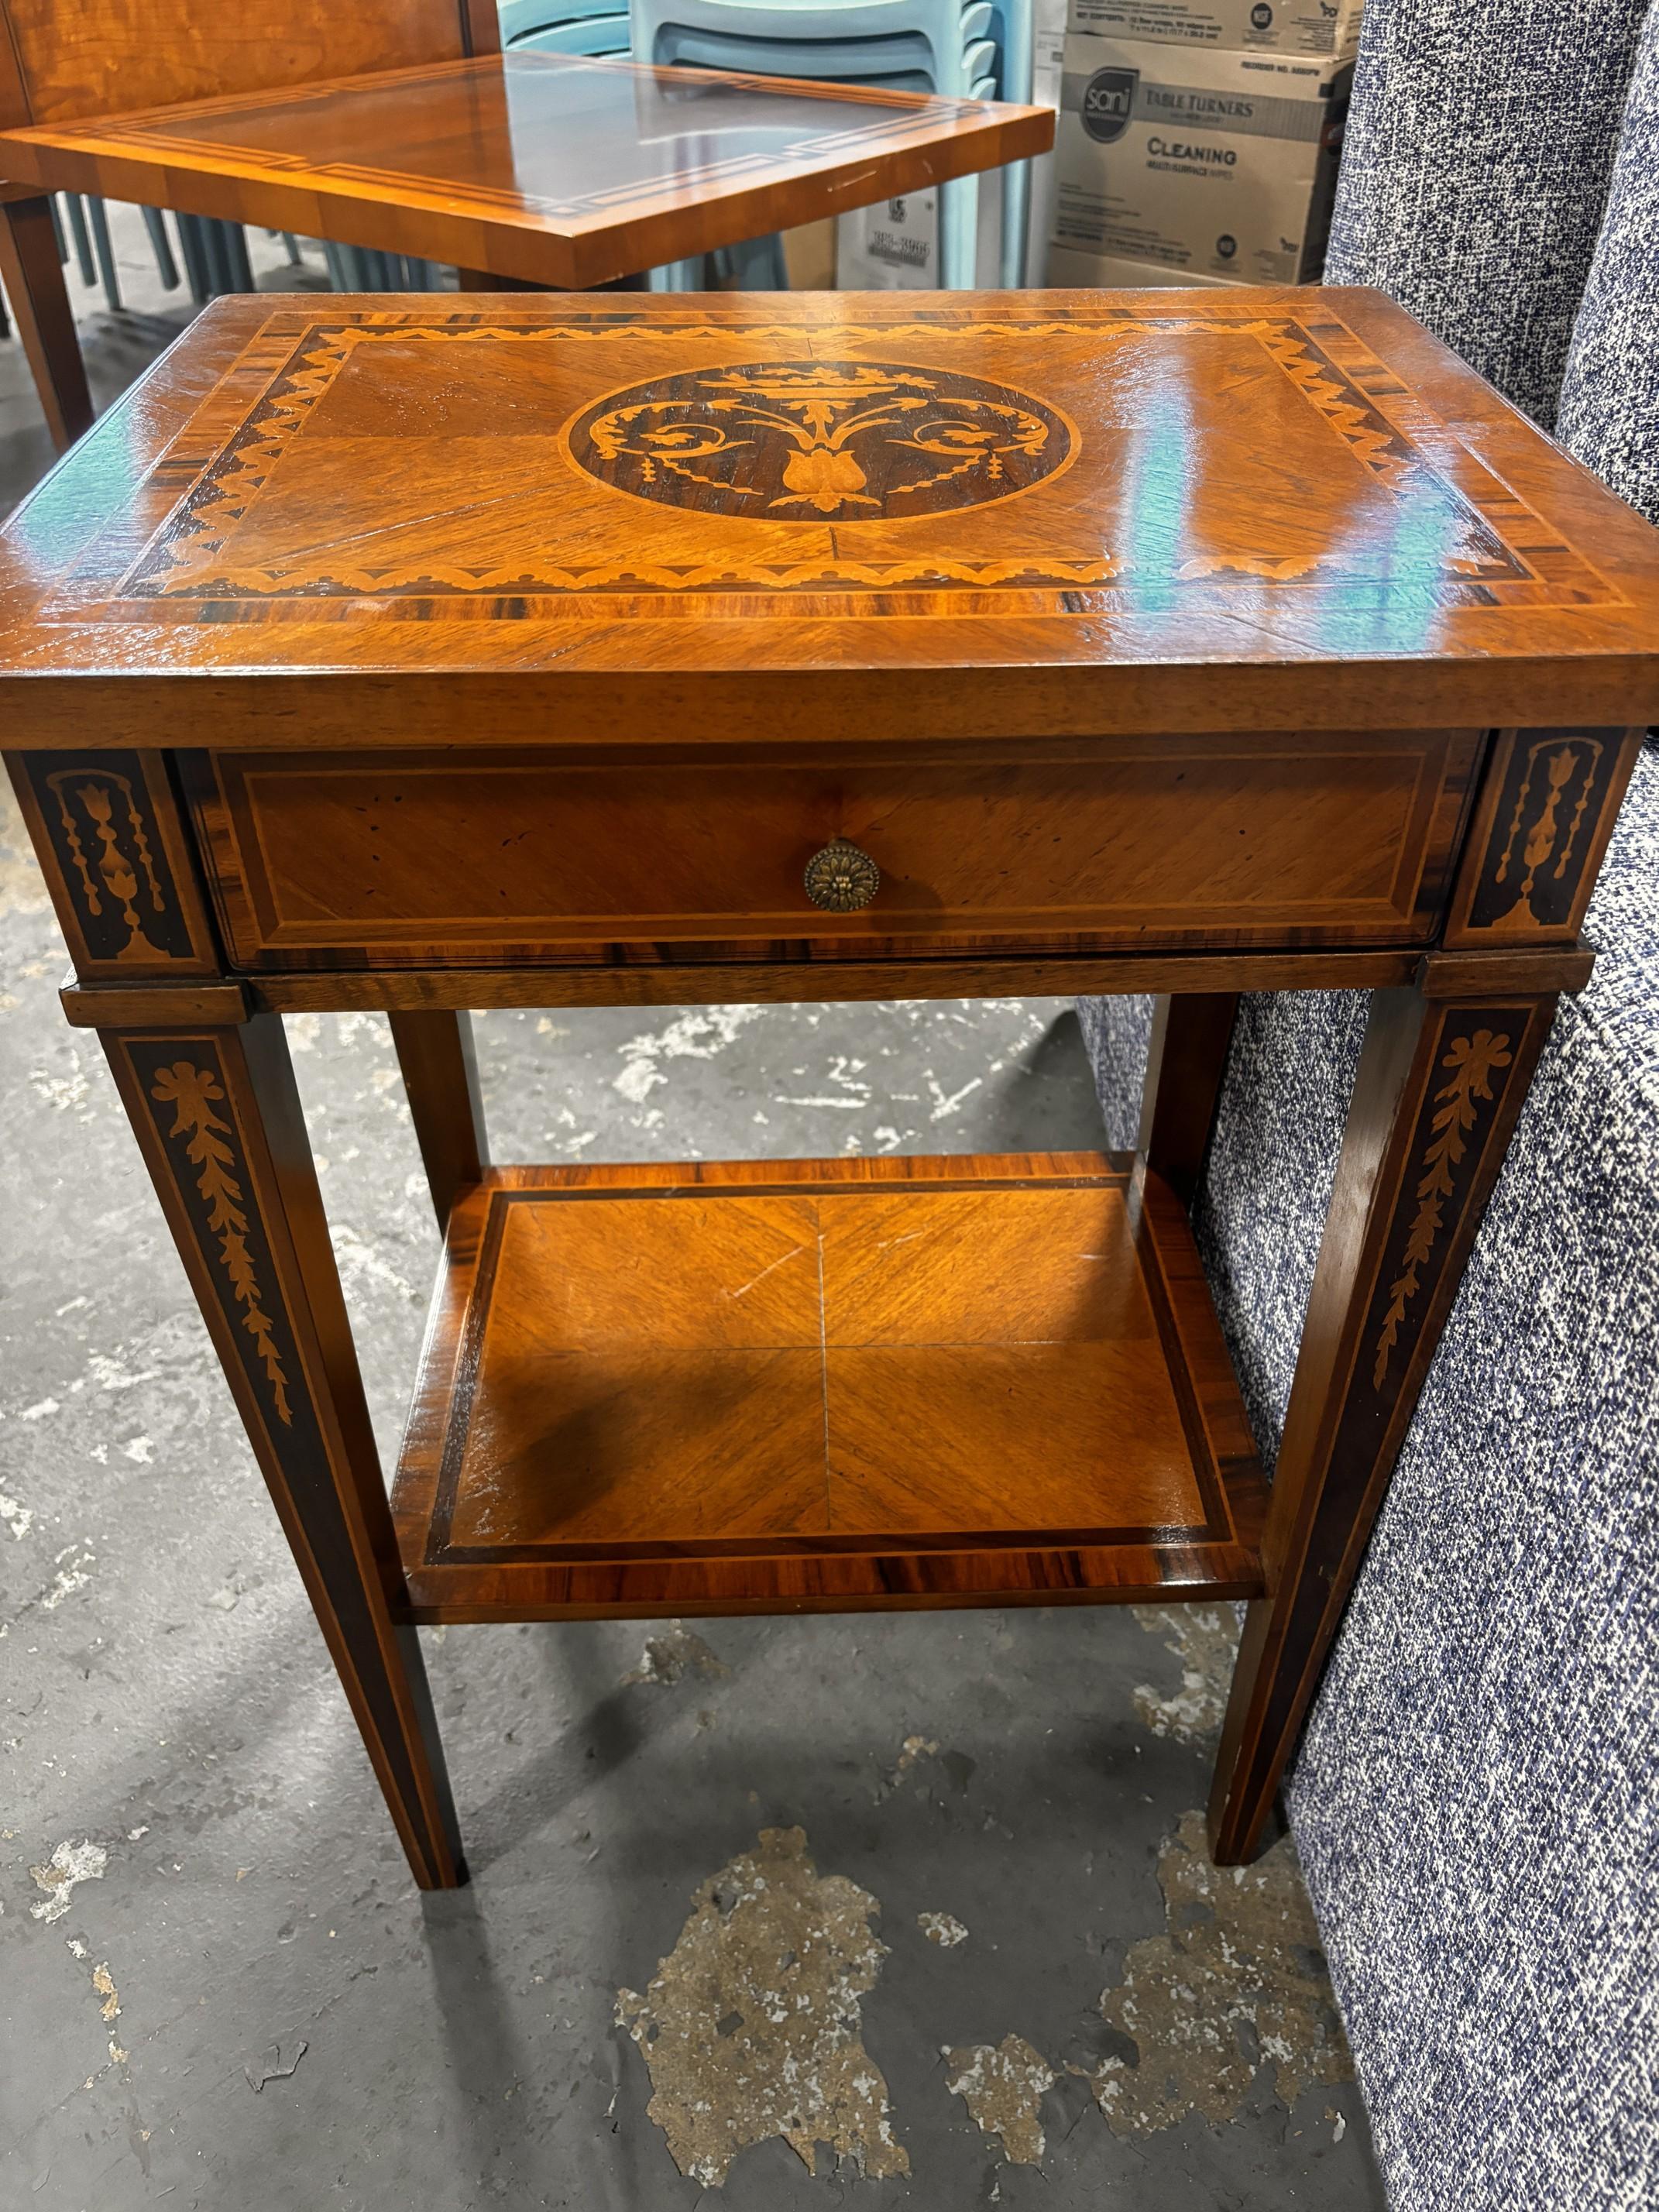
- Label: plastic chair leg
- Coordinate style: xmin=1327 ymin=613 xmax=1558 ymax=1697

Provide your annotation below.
xmin=50 ymin=198 xmax=68 ymax=264
xmin=321 ymin=240 xmax=352 ymax=290
xmin=937 ymin=175 xmax=977 ymax=288
xmin=62 ymin=195 xmax=96 ymax=287
xmin=723 ymin=232 xmax=789 ymax=289
xmin=222 ymin=222 xmax=256 ymax=294
xmin=201 ymin=220 xmax=230 ymax=296
xmin=999 ymin=159 xmax=1029 ymax=287
xmin=140 ymin=205 xmax=181 ymax=291
xmin=175 ymin=214 xmax=211 ymax=304
xmin=86 ymin=199 xmax=123 ymax=314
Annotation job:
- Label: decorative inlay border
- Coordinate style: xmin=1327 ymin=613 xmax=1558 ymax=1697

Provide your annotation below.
xmin=148 ymin=1057 xmax=294 ymax=1423
xmin=47 ymin=55 xmax=1001 ymax=222
xmin=104 ymin=308 xmax=1612 ymax=608
xmin=1372 ymin=1025 xmax=1513 ymax=1387
xmin=1353 ymin=1001 xmax=1544 ymax=1419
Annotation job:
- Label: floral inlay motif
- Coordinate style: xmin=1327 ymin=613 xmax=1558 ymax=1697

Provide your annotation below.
xmin=151 ymin=1062 xmax=293 ymax=1424
xmin=1492 ymin=735 xmax=1606 ymax=919
xmin=566 ymin=359 xmax=1072 ymax=520
xmin=1373 ymin=1029 xmax=1513 ymax=1388
xmin=46 ymin=771 xmax=170 ymax=963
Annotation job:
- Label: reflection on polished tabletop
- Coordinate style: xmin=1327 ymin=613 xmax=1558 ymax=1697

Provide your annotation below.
xmin=0 ymin=53 xmax=1053 ymax=287
xmin=4 ymin=286 xmax=1657 ymax=740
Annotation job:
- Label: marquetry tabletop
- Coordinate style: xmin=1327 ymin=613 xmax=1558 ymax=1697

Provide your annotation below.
xmin=0 ymin=53 xmax=1053 ymax=290
xmin=2 ymin=286 xmax=1655 ymax=747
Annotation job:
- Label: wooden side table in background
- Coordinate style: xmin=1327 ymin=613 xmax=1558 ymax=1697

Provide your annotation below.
xmin=3 ymin=285 xmax=1653 ymax=1888
xmin=0 ymin=0 xmax=1051 ymax=447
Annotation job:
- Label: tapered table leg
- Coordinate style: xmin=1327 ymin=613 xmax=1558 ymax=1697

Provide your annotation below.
xmin=101 ymin=1011 xmax=466 ymax=1888
xmin=1207 ymin=975 xmax=1560 ymax=1862
xmin=0 ymin=193 xmax=94 ymax=451
xmin=1138 ymin=991 xmax=1239 ymax=1205
xmin=389 ymin=1010 xmax=488 ymax=1232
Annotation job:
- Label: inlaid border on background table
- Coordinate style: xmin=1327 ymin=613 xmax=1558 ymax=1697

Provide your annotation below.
xmin=0 ymin=43 xmax=1051 ymax=451
xmin=0 ymin=53 xmax=1052 ymax=288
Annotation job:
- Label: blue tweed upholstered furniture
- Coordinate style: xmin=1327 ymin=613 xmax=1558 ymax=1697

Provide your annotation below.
xmin=1080 ymin=4 xmax=1659 ymax=2200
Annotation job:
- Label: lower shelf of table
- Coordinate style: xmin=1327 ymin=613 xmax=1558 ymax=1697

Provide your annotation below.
xmin=390 ymin=1150 xmax=1267 ymax=1623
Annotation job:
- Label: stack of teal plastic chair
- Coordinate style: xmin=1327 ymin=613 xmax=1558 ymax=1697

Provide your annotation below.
xmin=500 ymin=0 xmax=719 ymax=289
xmin=630 ymin=0 xmax=1032 ymax=287
xmin=500 ymin=0 xmax=633 ymax=53
xmin=53 ymin=196 xmax=181 ymax=313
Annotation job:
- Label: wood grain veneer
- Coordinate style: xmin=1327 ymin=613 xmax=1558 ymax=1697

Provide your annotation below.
xmin=3 ymin=291 xmax=1657 ymax=737
xmin=185 ymin=733 xmax=1481 ymax=969
xmin=0 ymin=0 xmax=482 ymax=125
xmin=0 ymin=51 xmax=1050 ymax=294
xmin=390 ymin=1153 xmax=1267 ymax=1617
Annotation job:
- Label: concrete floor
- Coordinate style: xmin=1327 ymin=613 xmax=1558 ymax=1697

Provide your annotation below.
xmin=1 ymin=210 xmax=1387 ymax=2209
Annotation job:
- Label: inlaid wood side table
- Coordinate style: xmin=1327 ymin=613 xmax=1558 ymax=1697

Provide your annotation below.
xmin=5 ymin=288 xmax=1654 ymax=1890
xmin=0 ymin=6 xmax=1051 ymax=451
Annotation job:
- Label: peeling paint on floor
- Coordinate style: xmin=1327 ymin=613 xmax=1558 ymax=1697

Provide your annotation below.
xmin=1087 ymin=1811 xmax=1354 ymax=2133
xmin=917 ymin=1911 xmax=969 ymax=1948
xmin=29 ymin=1840 xmax=108 ymax=1924
xmin=613 ymin=1005 xmax=768 ymax=1104
xmin=944 ymin=2035 xmax=1057 ymax=2165
xmin=874 ymin=1732 xmax=941 ymax=1802
xmin=1128 ymin=1605 xmax=1241 ymax=1743
xmin=616 ymin=1826 xmax=908 ymax=2188
xmin=38 ymin=1546 xmax=97 ymax=1612
xmin=620 ymin=1621 xmax=732 ymax=1686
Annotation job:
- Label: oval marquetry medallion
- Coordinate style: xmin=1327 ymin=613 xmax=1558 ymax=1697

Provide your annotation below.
xmin=564 ymin=359 xmax=1075 ymax=520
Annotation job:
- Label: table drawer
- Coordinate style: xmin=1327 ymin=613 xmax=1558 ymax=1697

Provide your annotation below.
xmin=187 ymin=733 xmax=1482 ymax=969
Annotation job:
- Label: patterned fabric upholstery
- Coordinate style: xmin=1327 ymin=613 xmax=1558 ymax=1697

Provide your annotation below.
xmin=1079 ymin=754 xmax=1659 ymax=2202
xmin=1324 ymin=0 xmax=1650 ymax=425
xmin=1557 ymin=5 xmax=1659 ymax=519
xmin=1083 ymin=10 xmax=1659 ymax=2187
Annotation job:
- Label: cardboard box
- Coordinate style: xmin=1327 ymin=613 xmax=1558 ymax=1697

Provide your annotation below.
xmin=783 ymin=218 xmax=838 ymax=291
xmin=835 ymin=170 xmax=1045 ymax=290
xmin=1052 ymin=33 xmax=1348 ymax=283
xmin=1045 ymin=242 xmax=1247 ymax=287
xmin=1068 ymin=0 xmax=1362 ymax=60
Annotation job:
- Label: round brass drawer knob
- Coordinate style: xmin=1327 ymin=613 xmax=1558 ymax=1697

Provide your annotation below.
xmin=804 ymin=840 xmax=880 ymax=913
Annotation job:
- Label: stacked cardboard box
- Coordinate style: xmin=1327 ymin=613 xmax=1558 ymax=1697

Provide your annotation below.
xmin=1072 ymin=0 xmax=1361 ymax=58
xmin=1049 ymin=0 xmax=1357 ymax=290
